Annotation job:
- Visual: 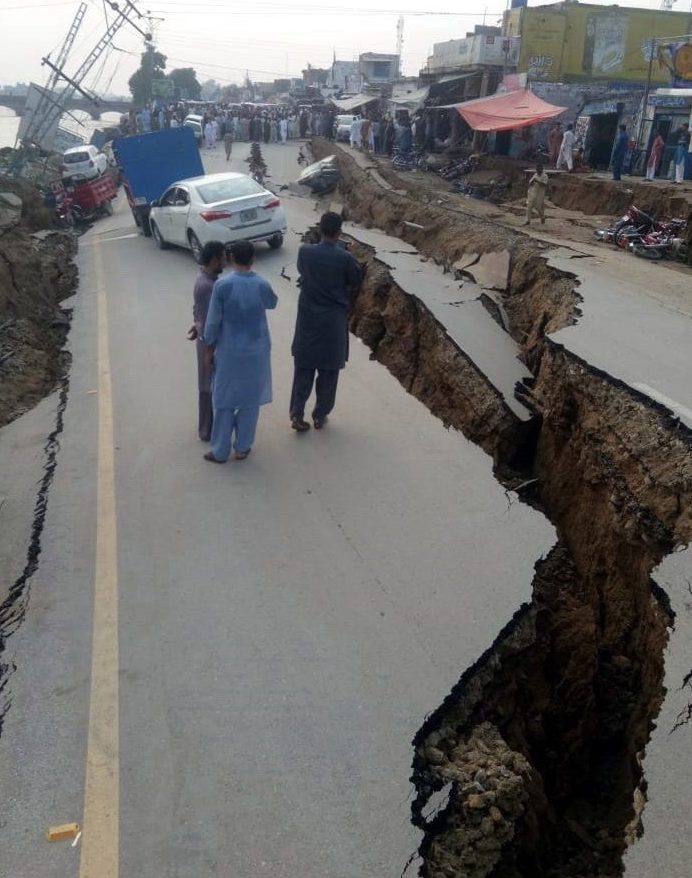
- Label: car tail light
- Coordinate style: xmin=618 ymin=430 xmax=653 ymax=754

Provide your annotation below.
xmin=200 ymin=210 xmax=233 ymax=222
xmin=262 ymin=198 xmax=280 ymax=210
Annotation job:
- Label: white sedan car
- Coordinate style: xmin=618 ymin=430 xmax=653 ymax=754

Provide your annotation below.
xmin=62 ymin=144 xmax=108 ymax=180
xmin=148 ymin=172 xmax=287 ymax=261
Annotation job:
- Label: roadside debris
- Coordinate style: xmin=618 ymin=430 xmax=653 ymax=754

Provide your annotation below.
xmin=297 ymin=156 xmax=340 ymax=195
xmin=46 ymin=822 xmax=80 ymax=842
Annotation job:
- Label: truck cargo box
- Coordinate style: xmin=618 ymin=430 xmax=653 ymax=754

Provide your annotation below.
xmin=113 ymin=127 xmax=203 ymax=236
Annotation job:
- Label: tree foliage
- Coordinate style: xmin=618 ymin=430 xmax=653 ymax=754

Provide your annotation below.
xmin=168 ymin=68 xmax=202 ymax=101
xmin=128 ymin=49 xmax=167 ymax=106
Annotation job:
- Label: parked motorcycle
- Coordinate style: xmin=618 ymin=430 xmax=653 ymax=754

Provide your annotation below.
xmin=630 ymin=232 xmax=686 ymax=260
xmin=595 ymin=205 xmax=686 ymax=255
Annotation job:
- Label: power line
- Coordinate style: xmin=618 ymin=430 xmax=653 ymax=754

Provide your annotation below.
xmin=148 ymin=4 xmax=505 ymax=16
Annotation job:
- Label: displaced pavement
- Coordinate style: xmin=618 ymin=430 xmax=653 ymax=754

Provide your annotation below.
xmin=0 ymin=142 xmax=554 ymax=876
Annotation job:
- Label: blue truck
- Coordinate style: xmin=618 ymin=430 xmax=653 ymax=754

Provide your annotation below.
xmin=112 ymin=126 xmax=203 ymax=237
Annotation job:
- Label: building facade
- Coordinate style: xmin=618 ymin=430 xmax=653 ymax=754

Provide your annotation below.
xmin=504 ymin=1 xmax=692 ymax=84
xmin=359 ymin=53 xmax=401 ymax=85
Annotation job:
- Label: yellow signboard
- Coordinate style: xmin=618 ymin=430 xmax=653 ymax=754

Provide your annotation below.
xmin=507 ymin=4 xmax=692 ymax=83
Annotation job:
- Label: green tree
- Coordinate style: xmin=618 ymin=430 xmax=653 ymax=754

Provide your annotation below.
xmin=128 ymin=48 xmax=167 ymax=106
xmin=168 ymin=68 xmax=202 ymax=101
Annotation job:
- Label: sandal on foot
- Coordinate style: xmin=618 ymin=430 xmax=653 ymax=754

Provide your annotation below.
xmin=204 ymin=451 xmax=225 ymax=463
xmin=234 ymin=449 xmax=251 ymax=461
xmin=291 ymin=418 xmax=310 ymax=432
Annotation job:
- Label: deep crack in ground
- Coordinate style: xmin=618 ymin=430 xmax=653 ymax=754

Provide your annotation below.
xmin=0 ymin=353 xmax=71 ymax=737
xmin=313 ymin=140 xmax=692 ymax=878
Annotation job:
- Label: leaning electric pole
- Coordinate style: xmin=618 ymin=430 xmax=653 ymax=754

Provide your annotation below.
xmin=17 ymin=0 xmax=151 ymax=158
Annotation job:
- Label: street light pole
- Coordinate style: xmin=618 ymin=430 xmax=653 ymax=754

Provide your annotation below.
xmin=636 ymin=37 xmax=656 ymax=152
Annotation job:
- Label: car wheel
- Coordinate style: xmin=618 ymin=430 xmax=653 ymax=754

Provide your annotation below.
xmin=268 ymin=234 xmax=283 ymax=250
xmin=151 ymin=221 xmax=168 ymax=250
xmin=188 ymin=231 xmax=203 ymax=263
xmin=103 ymin=198 xmax=114 ymax=216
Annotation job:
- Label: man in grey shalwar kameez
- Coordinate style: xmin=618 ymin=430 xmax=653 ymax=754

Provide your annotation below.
xmin=290 ymin=211 xmax=362 ymax=431
xmin=203 ymin=240 xmax=278 ymax=462
xmin=189 ymin=241 xmax=226 ymax=441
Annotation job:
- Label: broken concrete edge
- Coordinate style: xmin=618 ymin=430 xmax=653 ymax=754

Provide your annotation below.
xmin=321 ymin=136 xmax=692 ymax=876
xmin=345 ymin=240 xmax=535 ymax=475
xmin=548 ymin=336 xmax=692 ymax=461
xmin=0 ymin=365 xmax=71 ymax=705
xmin=0 ymin=228 xmax=77 ymax=736
xmin=312 ymin=138 xmax=584 ymax=339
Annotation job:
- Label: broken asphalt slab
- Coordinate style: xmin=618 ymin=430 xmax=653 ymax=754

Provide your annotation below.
xmin=344 ymin=223 xmax=532 ymax=422
xmin=464 ymin=250 xmax=511 ymax=292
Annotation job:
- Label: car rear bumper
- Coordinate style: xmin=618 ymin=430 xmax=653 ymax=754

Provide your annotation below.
xmin=212 ymin=226 xmax=287 ymax=245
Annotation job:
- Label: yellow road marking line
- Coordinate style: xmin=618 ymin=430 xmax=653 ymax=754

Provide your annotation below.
xmin=79 ymin=238 xmax=119 ymax=878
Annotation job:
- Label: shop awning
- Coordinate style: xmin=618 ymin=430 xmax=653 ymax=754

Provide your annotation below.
xmin=330 ymin=93 xmax=379 ymax=112
xmin=455 ymin=88 xmax=566 ymax=132
xmin=389 ymin=85 xmax=430 ymax=110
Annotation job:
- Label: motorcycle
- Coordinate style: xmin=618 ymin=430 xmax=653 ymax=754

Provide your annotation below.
xmin=595 ymin=206 xmax=686 ymax=250
xmin=630 ymin=231 xmax=686 ymax=260
xmin=55 ymin=190 xmax=81 ymax=228
xmin=612 ymin=205 xmax=655 ymax=247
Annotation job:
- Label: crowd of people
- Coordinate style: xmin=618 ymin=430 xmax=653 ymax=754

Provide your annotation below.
xmin=547 ymin=119 xmax=691 ymax=183
xmin=120 ymin=102 xmax=339 ymax=142
xmin=347 ymin=114 xmax=414 ymax=156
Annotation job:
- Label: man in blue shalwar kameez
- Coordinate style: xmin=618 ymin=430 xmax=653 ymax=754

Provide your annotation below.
xmin=203 ymin=240 xmax=278 ymax=463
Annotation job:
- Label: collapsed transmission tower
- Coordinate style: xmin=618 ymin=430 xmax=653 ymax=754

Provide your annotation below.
xmin=16 ymin=1 xmax=87 ymax=150
xmin=20 ymin=0 xmax=150 ymax=152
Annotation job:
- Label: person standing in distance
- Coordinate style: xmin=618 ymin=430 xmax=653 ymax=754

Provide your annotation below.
xmin=673 ymin=121 xmax=690 ymax=184
xmin=203 ymin=240 xmax=278 ymax=462
xmin=611 ymin=124 xmax=629 ymax=181
xmin=188 ymin=240 xmax=226 ymax=442
xmin=556 ymin=123 xmax=575 ymax=172
xmin=290 ymin=212 xmax=362 ymax=432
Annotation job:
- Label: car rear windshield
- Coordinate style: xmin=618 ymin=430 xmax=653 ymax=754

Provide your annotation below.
xmin=64 ymin=152 xmax=89 ymax=163
xmin=196 ymin=177 xmax=265 ymax=204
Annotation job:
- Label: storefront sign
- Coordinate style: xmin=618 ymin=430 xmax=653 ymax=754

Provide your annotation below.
xmin=581 ymin=100 xmax=619 ymax=115
xmin=647 ymin=94 xmax=691 ymax=107
xmin=510 ymin=4 xmax=692 ymax=83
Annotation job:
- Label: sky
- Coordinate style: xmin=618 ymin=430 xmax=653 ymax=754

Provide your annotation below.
xmin=1 ymin=0 xmax=675 ymax=97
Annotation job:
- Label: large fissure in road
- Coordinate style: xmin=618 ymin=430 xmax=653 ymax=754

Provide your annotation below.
xmin=0 ymin=199 xmax=76 ymax=734
xmin=317 ymin=142 xmax=692 ymax=877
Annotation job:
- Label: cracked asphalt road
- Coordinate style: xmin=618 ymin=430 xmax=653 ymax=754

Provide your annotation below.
xmin=0 ymin=143 xmax=553 ymax=877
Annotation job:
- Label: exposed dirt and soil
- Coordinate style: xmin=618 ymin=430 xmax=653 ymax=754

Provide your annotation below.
xmin=313 ymin=139 xmax=692 ymax=877
xmin=315 ymin=140 xmax=692 ymax=259
xmin=0 ymin=176 xmax=76 ymax=429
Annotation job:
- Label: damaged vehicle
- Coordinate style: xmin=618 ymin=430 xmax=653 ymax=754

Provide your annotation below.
xmin=297 ymin=156 xmax=341 ymax=195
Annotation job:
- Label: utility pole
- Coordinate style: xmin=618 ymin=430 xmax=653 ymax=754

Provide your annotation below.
xmin=15 ymin=2 xmax=87 ymax=150
xmin=28 ymin=0 xmax=151 ymax=150
xmin=636 ymin=37 xmax=657 ymax=153
xmin=396 ymin=16 xmax=405 ymax=77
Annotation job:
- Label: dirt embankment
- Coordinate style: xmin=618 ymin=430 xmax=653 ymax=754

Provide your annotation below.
xmin=316 ymin=141 xmax=692 ymax=878
xmin=0 ymin=177 xmax=76 ymax=428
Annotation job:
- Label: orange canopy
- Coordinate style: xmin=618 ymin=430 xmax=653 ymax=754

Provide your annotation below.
xmin=456 ymin=89 xmax=566 ymax=132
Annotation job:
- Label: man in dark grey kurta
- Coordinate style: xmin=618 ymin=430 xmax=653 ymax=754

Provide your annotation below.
xmin=189 ymin=241 xmax=225 ymax=441
xmin=290 ymin=212 xmax=362 ymax=431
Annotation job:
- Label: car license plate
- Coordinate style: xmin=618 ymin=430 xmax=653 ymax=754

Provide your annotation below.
xmin=240 ymin=208 xmax=257 ymax=223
